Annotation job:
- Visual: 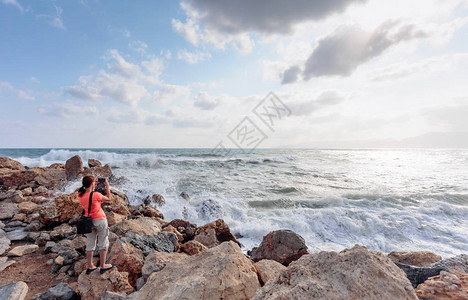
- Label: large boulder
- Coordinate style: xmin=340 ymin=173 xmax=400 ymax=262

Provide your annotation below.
xmin=102 ymin=191 xmax=131 ymax=217
xmin=32 ymin=282 xmax=78 ymax=300
xmin=395 ymin=254 xmax=468 ymax=287
xmin=249 ymin=229 xmax=308 ymax=266
xmin=163 ymin=219 xmax=197 ymax=242
xmin=81 ymin=164 xmax=112 ymax=178
xmin=0 ymin=157 xmax=25 ymax=170
xmin=87 ymin=159 xmax=102 ymax=168
xmin=34 ymin=168 xmax=66 ymax=189
xmin=108 ymin=239 xmax=145 ymax=287
xmin=123 ymin=232 xmax=176 ymax=256
xmin=0 ymin=168 xmax=43 ymax=188
xmin=0 ymin=281 xmax=28 ymax=300
xmin=141 ymin=250 xmax=188 ymax=280
xmin=65 ymin=155 xmax=83 ymax=180
xmin=388 ymin=250 xmax=442 ymax=267
xmin=130 ymin=204 xmax=163 ymax=219
xmin=77 ymin=268 xmax=134 ymax=300
xmin=415 ymin=271 xmax=468 ymax=299
xmin=110 ymin=217 xmax=161 ymax=236
xmin=252 ymin=245 xmax=417 ymax=300
xmin=128 ymin=241 xmax=260 ymax=300
xmin=40 ymin=192 xmax=81 ymax=225
xmin=254 ymin=259 xmax=286 ymax=285
xmin=194 ymin=219 xmax=239 ymax=248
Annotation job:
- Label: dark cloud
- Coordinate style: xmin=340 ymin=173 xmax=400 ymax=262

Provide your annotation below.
xmin=182 ymin=0 xmax=366 ymax=34
xmin=283 ymin=21 xmax=427 ymax=83
xmin=281 ymin=66 xmax=301 ymax=84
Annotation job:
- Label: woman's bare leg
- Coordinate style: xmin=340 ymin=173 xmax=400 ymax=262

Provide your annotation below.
xmin=99 ymin=249 xmax=113 ymax=269
xmin=86 ymin=250 xmax=96 ymax=269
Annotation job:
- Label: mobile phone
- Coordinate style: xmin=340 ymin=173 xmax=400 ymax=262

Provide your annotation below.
xmin=98 ymin=178 xmax=105 ymax=183
xmin=95 ymin=178 xmax=107 ymax=194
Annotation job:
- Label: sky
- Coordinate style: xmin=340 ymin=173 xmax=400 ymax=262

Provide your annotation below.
xmin=1 ymin=0 xmax=468 ymax=148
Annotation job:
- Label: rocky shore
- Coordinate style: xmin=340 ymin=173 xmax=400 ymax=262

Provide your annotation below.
xmin=0 ymin=155 xmax=467 ymax=299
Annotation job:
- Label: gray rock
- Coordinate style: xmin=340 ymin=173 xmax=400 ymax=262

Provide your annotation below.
xmin=57 ymin=247 xmax=80 ymax=265
xmin=44 ymin=241 xmax=56 ymax=253
xmin=0 ymin=256 xmax=15 ymax=272
xmin=0 ymin=203 xmax=19 ymax=220
xmin=124 ymin=232 xmax=175 ymax=256
xmin=0 ymin=228 xmax=11 ymax=255
xmin=100 ymin=291 xmax=126 ymax=300
xmin=0 ymin=220 xmax=4 ymax=229
xmin=179 ymin=192 xmax=190 ymax=201
xmin=4 ymin=221 xmax=26 ymax=228
xmin=7 ymin=244 xmax=38 ymax=257
xmin=136 ymin=277 xmax=145 ymax=291
xmin=396 ymin=254 xmax=468 ymax=287
xmin=6 ymin=228 xmax=28 ymax=241
xmin=196 ymin=199 xmax=224 ymax=219
xmin=0 ymin=281 xmax=28 ymax=300
xmin=25 ymin=220 xmax=45 ymax=232
xmin=32 ymin=282 xmax=78 ymax=300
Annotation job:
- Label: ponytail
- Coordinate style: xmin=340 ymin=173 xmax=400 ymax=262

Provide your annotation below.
xmin=78 ymin=175 xmax=95 ymax=196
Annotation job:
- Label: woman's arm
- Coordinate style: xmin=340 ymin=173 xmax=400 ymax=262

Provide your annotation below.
xmin=101 ymin=178 xmax=111 ymax=202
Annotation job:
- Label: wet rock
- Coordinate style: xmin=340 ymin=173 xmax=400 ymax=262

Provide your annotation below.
xmin=123 ymin=232 xmax=176 ymax=255
xmin=108 ymin=239 xmax=145 ymax=287
xmin=0 ymin=256 xmax=15 ymax=272
xmin=130 ymin=205 xmax=163 ymax=219
xmin=77 ymin=268 xmax=134 ymax=300
xmin=110 ymin=217 xmax=161 ymax=236
xmin=143 ymin=194 xmax=165 ymax=207
xmin=249 ymin=229 xmax=308 ymax=266
xmin=7 ymin=244 xmax=38 ymax=257
xmin=252 ymin=245 xmax=417 ymax=300
xmin=35 ymin=168 xmax=67 ymax=189
xmin=180 ymin=240 xmax=207 ymax=255
xmin=179 ymin=191 xmax=190 ymax=201
xmin=32 ymin=282 xmax=78 ymax=300
xmin=88 ymin=159 xmax=102 ymax=168
xmin=254 ymin=259 xmax=286 ymax=285
xmin=0 ymin=202 xmax=19 ymax=219
xmin=415 ymin=271 xmax=468 ymax=299
xmin=0 ymin=157 xmax=25 ymax=170
xmin=194 ymin=219 xmax=239 ymax=248
xmin=395 ymin=254 xmax=468 ymax=287
xmin=65 ymin=155 xmax=83 ymax=180
xmin=141 ymin=251 xmax=188 ymax=280
xmin=129 ymin=241 xmax=260 ymax=300
xmin=388 ymin=250 xmax=442 ymax=267
xmin=196 ymin=198 xmax=224 ymax=219
xmin=0 ymin=281 xmax=28 ymax=300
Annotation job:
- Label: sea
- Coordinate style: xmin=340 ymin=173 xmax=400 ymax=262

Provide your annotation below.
xmin=1 ymin=148 xmax=467 ymax=257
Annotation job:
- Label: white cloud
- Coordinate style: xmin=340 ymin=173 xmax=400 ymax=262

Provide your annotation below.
xmin=37 ymin=5 xmax=65 ymax=29
xmin=107 ymin=107 xmax=170 ymax=126
xmin=154 ymin=84 xmax=191 ymax=105
xmin=1 ymin=0 xmax=24 ymax=13
xmin=128 ymin=41 xmax=148 ymax=55
xmin=193 ymin=91 xmax=219 ymax=110
xmin=177 ymin=49 xmax=211 ymax=64
xmin=0 ymin=81 xmax=35 ymax=100
xmin=39 ymin=102 xmax=97 ymax=119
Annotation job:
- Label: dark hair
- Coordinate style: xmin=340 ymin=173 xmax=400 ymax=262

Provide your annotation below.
xmin=78 ymin=176 xmax=95 ymax=196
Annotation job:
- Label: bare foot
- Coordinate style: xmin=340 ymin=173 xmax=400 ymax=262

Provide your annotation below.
xmin=88 ymin=265 xmax=97 ymax=269
xmin=101 ymin=263 xmax=113 ymax=269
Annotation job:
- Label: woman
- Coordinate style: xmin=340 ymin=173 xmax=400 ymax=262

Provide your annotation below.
xmin=77 ymin=175 xmax=114 ymax=274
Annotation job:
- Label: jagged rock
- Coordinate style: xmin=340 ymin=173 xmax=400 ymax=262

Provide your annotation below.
xmin=163 ymin=219 xmax=197 ymax=242
xmin=34 ymin=168 xmax=66 ymax=189
xmin=32 ymin=282 xmax=78 ymax=300
xmin=105 ymin=212 xmax=126 ymax=227
xmin=102 ymin=191 xmax=131 ymax=217
xmin=0 ymin=157 xmax=25 ymax=170
xmin=194 ymin=219 xmax=239 ymax=248
xmin=21 ymin=187 xmax=33 ymax=195
xmin=180 ymin=240 xmax=207 ymax=255
xmin=255 ymin=259 xmax=286 ymax=285
xmin=123 ymin=232 xmax=176 ymax=256
xmin=130 ymin=204 xmax=163 ymax=219
xmin=18 ymin=201 xmax=39 ymax=214
xmin=162 ymin=225 xmax=183 ymax=243
xmin=55 ymin=246 xmax=80 ymax=265
xmin=249 ymin=229 xmax=308 ymax=266
xmin=252 ymin=245 xmax=417 ymax=300
xmin=0 ymin=228 xmax=11 ymax=255
xmin=11 ymin=213 xmax=26 ymax=222
xmin=196 ymin=198 xmax=224 ymax=219
xmin=0 ymin=202 xmax=19 ymax=219
xmin=73 ymin=259 xmax=88 ymax=275
xmin=10 ymin=190 xmax=25 ymax=203
xmin=395 ymin=254 xmax=468 ymax=287
xmin=88 ymin=159 xmax=102 ymax=168
xmin=141 ymin=251 xmax=188 ymax=280
xmin=69 ymin=235 xmax=87 ymax=251
xmin=82 ymin=164 xmax=112 ymax=179
xmin=100 ymin=291 xmax=127 ymax=300
xmin=44 ymin=241 xmax=56 ymax=253
xmin=26 ymin=220 xmax=44 ymax=232
xmin=39 ymin=192 xmax=81 ymax=225
xmin=109 ymin=190 xmax=130 ymax=206
xmin=7 ymin=244 xmax=38 ymax=257
xmin=388 ymin=250 xmax=442 ymax=267
xmin=6 ymin=228 xmax=27 ymax=241
xmin=110 ymin=217 xmax=161 ymax=236
xmin=108 ymin=239 xmax=144 ymax=287
xmin=77 ymin=268 xmax=134 ymax=300
xmin=144 ymin=194 xmax=165 ymax=207
xmin=128 ymin=241 xmax=260 ymax=300
xmin=35 ymin=231 xmax=51 ymax=247
xmin=0 ymin=281 xmax=28 ymax=300
xmin=415 ymin=271 xmax=468 ymax=299
xmin=0 ymin=256 xmax=15 ymax=272
xmin=0 ymin=168 xmax=43 ymax=188
xmin=50 ymin=223 xmax=76 ymax=241
xmin=65 ymin=155 xmax=83 ymax=180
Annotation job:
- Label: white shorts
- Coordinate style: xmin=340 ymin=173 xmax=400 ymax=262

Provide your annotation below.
xmin=85 ymin=218 xmax=109 ymax=251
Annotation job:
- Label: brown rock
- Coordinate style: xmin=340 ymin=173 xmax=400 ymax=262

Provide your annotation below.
xmin=7 ymin=244 xmax=38 ymax=257
xmin=10 ymin=190 xmax=25 ymax=203
xmin=129 ymin=241 xmax=260 ymax=300
xmin=11 ymin=213 xmax=26 ymax=222
xmin=0 ymin=168 xmax=43 ymax=188
xmin=0 ymin=157 xmax=25 ymax=170
xmin=110 ymin=217 xmax=161 ymax=236
xmin=50 ymin=223 xmax=76 ymax=240
xmin=65 ymin=155 xmax=83 ymax=180
xmin=88 ymin=159 xmax=102 ymax=168
xmin=102 ymin=191 xmax=131 ymax=217
xmin=144 ymin=194 xmax=165 ymax=207
xmin=21 ymin=187 xmax=33 ymax=195
xmin=388 ymin=250 xmax=442 ymax=267
xmin=254 ymin=259 xmax=286 ymax=285
xmin=77 ymin=267 xmax=134 ymax=300
xmin=74 ymin=259 xmax=88 ymax=275
xmin=194 ymin=219 xmax=239 ymax=248
xmin=39 ymin=192 xmax=81 ymax=225
xmin=70 ymin=235 xmax=87 ymax=251
xmin=180 ymin=240 xmax=207 ymax=255
xmin=106 ymin=212 xmax=126 ymax=227
xmin=162 ymin=225 xmax=183 ymax=243
xmin=415 ymin=271 xmax=468 ymax=299
xmin=130 ymin=204 xmax=163 ymax=219
xmin=141 ymin=251 xmax=188 ymax=279
xmin=49 ymin=163 xmax=65 ymax=169
xmin=108 ymin=239 xmax=144 ymax=287
xmin=252 ymin=245 xmax=417 ymax=300
xmin=18 ymin=201 xmax=39 ymax=214
xmin=0 ymin=203 xmax=19 ymax=219
xmin=81 ymin=164 xmax=112 ymax=178
xmin=249 ymin=229 xmax=308 ymax=266
xmin=34 ymin=168 xmax=66 ymax=189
